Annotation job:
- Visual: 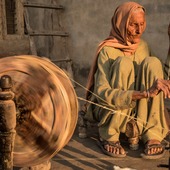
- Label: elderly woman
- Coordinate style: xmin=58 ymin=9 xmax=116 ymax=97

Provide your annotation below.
xmin=82 ymin=2 xmax=169 ymax=159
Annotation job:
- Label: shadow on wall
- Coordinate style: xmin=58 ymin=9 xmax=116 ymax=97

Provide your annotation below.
xmin=73 ymin=64 xmax=90 ymax=86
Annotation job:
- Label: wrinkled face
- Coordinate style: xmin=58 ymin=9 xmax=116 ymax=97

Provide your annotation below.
xmin=127 ymin=10 xmax=145 ymax=44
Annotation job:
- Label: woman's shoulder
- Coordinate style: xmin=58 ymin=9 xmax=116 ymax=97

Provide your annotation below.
xmin=139 ymin=39 xmax=149 ymax=48
xmin=101 ymin=46 xmax=119 ymax=52
xmin=101 ymin=46 xmax=122 ymax=55
xmin=99 ymin=46 xmax=122 ymax=59
xmin=136 ymin=39 xmax=151 ymax=57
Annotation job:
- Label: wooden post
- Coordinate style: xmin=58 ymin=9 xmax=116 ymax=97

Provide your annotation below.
xmin=0 ymin=75 xmax=16 ymax=170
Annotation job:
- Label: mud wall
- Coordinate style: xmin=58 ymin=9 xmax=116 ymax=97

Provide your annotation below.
xmin=22 ymin=0 xmax=170 ymax=85
xmin=55 ymin=0 xmax=170 ymax=84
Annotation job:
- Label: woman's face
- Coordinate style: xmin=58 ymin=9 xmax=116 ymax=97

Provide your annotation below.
xmin=127 ymin=10 xmax=145 ymax=44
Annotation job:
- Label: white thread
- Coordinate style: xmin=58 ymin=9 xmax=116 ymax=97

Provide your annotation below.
xmin=147 ymin=90 xmax=150 ymax=98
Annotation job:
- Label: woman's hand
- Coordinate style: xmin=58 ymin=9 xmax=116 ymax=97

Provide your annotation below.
xmin=148 ymin=78 xmax=170 ymax=98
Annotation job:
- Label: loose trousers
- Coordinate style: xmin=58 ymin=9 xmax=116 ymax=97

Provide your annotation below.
xmin=94 ymin=56 xmax=169 ymax=143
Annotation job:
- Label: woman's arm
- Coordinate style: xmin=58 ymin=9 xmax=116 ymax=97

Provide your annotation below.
xmin=134 ymin=24 xmax=170 ymax=101
xmin=95 ymin=48 xmax=135 ymax=110
xmin=133 ymin=24 xmax=170 ymax=100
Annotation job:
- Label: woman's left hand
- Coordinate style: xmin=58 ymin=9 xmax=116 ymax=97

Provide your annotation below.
xmin=148 ymin=78 xmax=170 ymax=98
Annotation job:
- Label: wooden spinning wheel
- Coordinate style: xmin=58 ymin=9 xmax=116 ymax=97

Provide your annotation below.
xmin=0 ymin=55 xmax=78 ymax=167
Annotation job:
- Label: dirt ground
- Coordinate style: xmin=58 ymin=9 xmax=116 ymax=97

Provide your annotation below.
xmin=50 ymin=85 xmax=170 ymax=170
xmin=14 ymin=81 xmax=170 ymax=170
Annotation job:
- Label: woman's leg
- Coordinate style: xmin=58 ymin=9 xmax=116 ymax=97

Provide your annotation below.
xmin=95 ymin=56 xmax=136 ymax=157
xmin=136 ymin=57 xmax=168 ymax=142
xmin=98 ymin=56 xmax=135 ymax=141
xmin=136 ymin=57 xmax=169 ymax=158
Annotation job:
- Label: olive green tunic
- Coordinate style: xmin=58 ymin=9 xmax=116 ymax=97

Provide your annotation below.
xmin=85 ymin=39 xmax=169 ymax=143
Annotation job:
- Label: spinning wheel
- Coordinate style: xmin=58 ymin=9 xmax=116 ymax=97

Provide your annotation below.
xmin=0 ymin=55 xmax=78 ymax=167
